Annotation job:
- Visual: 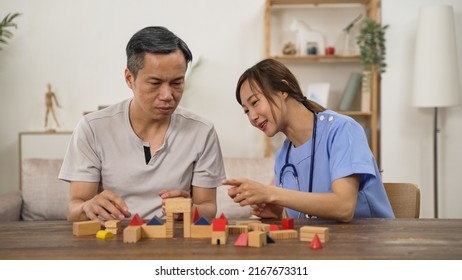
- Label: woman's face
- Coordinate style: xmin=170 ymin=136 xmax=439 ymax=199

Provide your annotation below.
xmin=239 ymin=80 xmax=284 ymax=137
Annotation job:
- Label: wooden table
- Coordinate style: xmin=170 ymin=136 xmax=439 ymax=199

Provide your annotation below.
xmin=1 ymin=219 xmax=461 ymax=260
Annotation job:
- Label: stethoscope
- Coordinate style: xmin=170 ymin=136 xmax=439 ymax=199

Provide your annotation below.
xmin=278 ymin=111 xmax=317 ymax=218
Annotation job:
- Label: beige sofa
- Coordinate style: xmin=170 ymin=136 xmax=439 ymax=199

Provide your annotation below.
xmin=0 ymin=157 xmax=274 ymax=222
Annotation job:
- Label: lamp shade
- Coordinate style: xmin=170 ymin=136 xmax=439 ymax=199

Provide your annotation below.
xmin=412 ymin=5 xmax=461 ymax=108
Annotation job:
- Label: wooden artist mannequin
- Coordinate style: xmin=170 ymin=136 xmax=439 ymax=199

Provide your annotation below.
xmin=44 ymin=83 xmax=61 ymax=130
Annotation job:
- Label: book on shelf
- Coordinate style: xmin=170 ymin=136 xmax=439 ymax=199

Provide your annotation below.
xmin=360 ymin=71 xmax=371 ymax=112
xmin=339 ymin=72 xmax=362 ymax=111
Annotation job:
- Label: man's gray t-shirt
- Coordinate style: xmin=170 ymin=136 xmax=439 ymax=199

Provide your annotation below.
xmin=59 ymin=98 xmax=225 ymax=219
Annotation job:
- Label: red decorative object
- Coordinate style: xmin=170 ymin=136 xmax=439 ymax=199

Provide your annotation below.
xmin=325 ymin=46 xmax=335 ymax=55
xmin=269 ymin=224 xmax=279 ymax=231
xmin=219 ymin=213 xmax=228 ymax=222
xmin=310 ymin=234 xmax=323 ymax=250
xmin=192 ymin=207 xmax=200 ymax=223
xmin=128 ymin=213 xmax=145 ymax=226
xmin=234 ymin=233 xmax=248 ymax=247
xmin=212 ymin=218 xmax=227 ymax=231
xmin=281 ymin=218 xmax=294 ymax=230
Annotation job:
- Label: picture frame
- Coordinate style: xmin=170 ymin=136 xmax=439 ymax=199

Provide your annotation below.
xmin=307 ymin=83 xmax=330 ymax=108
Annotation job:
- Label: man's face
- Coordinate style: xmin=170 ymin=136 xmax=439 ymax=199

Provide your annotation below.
xmin=125 ymin=49 xmax=187 ymax=122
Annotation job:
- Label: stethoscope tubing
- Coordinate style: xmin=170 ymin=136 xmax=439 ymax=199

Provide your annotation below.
xmin=278 ymin=111 xmax=317 ymax=218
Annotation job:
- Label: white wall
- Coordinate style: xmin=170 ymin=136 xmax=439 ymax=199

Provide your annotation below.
xmin=382 ymin=0 xmax=462 ymax=218
xmin=1 ymin=0 xmax=461 ymax=218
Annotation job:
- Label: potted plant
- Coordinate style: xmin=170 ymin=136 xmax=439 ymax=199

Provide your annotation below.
xmin=0 ymin=12 xmax=21 ymax=50
xmin=355 ymin=18 xmax=388 ymax=111
xmin=356 ymin=17 xmax=389 ymax=74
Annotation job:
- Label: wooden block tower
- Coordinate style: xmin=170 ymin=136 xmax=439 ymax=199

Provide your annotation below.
xmin=165 ymin=197 xmax=192 ymax=238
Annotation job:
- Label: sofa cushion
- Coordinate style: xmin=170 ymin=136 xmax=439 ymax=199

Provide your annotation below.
xmin=216 ymin=157 xmax=274 ymax=219
xmin=19 ymin=157 xmax=275 ymax=221
xmin=21 ymin=158 xmax=69 ymax=220
xmin=0 ymin=191 xmax=22 ymax=221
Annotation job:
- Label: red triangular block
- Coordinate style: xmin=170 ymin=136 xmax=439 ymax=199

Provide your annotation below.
xmin=219 ymin=213 xmax=228 ymax=222
xmin=128 ymin=213 xmax=145 ymax=226
xmin=310 ymin=233 xmax=323 ymax=250
xmin=192 ymin=207 xmax=200 ymax=223
xmin=234 ymin=233 xmax=248 ymax=247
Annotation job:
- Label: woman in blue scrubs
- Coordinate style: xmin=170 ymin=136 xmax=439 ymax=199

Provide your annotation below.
xmin=223 ymin=59 xmax=394 ymax=222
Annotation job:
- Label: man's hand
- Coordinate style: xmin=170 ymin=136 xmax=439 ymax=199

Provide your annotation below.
xmin=158 ymin=189 xmax=190 ymax=220
xmin=82 ymin=189 xmax=131 ymax=221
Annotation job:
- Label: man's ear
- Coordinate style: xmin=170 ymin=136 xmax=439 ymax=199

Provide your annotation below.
xmin=125 ymin=68 xmax=134 ymax=89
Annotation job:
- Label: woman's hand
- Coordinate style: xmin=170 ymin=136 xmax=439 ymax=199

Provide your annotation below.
xmin=250 ymin=203 xmax=282 ymax=218
xmin=222 ymin=178 xmax=276 ymax=206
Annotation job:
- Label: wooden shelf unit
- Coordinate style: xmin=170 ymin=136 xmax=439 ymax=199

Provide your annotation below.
xmin=263 ymin=0 xmax=381 ymax=161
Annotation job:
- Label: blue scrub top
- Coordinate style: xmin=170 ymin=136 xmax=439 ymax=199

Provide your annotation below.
xmin=274 ymin=110 xmax=394 ymax=219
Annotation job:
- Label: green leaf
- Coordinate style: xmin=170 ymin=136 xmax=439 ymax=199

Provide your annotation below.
xmin=0 ymin=12 xmax=21 ymax=50
xmin=356 ymin=18 xmax=388 ymax=74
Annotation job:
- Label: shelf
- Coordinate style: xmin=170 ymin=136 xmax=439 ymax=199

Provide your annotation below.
xmin=271 ymin=54 xmax=360 ymax=62
xmin=269 ymin=0 xmax=370 ymax=5
xmin=264 ymin=0 xmax=381 ymax=161
xmin=339 ymin=111 xmax=372 ymax=116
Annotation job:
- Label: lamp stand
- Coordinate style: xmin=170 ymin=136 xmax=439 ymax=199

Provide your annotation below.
xmin=433 ymin=107 xmax=439 ymax=218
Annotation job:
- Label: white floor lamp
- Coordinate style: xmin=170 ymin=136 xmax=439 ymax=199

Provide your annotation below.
xmin=412 ymin=5 xmax=461 ymax=218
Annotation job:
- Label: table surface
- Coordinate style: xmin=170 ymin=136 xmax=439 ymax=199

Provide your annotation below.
xmin=1 ymin=218 xmax=462 ymax=260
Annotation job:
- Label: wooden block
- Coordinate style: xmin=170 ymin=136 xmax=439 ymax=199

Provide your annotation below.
xmin=146 ymin=216 xmax=164 ymax=225
xmin=195 ymin=216 xmax=211 ymax=225
xmin=268 ymin=229 xmax=298 ymax=240
xmin=248 ymin=231 xmax=267 ymax=247
xmin=227 ymin=225 xmax=248 ymax=235
xmin=105 ymin=228 xmax=119 ymax=235
xmin=165 ymin=197 xmax=192 ymax=213
xmin=96 ymin=230 xmax=113 ymax=240
xmin=300 ymin=233 xmax=328 ymax=243
xmin=128 ymin=213 xmax=145 ymax=226
xmin=73 ymin=220 xmax=101 ymax=236
xmin=248 ymin=223 xmax=270 ymax=232
xmin=141 ymin=224 xmax=167 ymax=239
xmin=234 ymin=233 xmax=248 ymax=247
xmin=218 ymin=213 xmax=228 ymax=222
xmin=282 ymin=218 xmax=294 ymax=230
xmin=104 ymin=220 xmax=121 ymax=234
xmin=105 ymin=220 xmax=121 ymax=229
xmin=166 ymin=213 xmax=174 ymax=238
xmin=123 ymin=226 xmax=141 ymax=243
xmin=192 ymin=207 xmax=200 ymax=223
xmin=269 ymin=224 xmax=279 ymax=231
xmin=300 ymin=226 xmax=329 ymax=235
xmin=183 ymin=213 xmax=191 ymax=238
xmin=212 ymin=218 xmax=227 ymax=231
xmin=299 ymin=226 xmax=329 ymax=243
xmin=190 ymin=224 xmax=212 ymax=238
xmin=235 ymin=220 xmax=261 ymax=225
xmin=211 ymin=231 xmax=228 ymax=245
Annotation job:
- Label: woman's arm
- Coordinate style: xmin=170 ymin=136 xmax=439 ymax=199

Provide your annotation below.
xmin=223 ymin=174 xmax=359 ymax=222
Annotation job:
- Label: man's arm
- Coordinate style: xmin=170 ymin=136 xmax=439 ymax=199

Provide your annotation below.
xmin=191 ymin=185 xmax=217 ymax=220
xmin=68 ymin=181 xmax=131 ymax=222
xmin=68 ymin=181 xmax=99 ymax=221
